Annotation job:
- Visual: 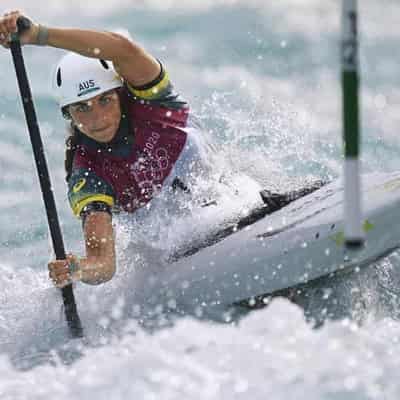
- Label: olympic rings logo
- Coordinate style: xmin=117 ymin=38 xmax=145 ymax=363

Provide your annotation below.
xmin=130 ymin=132 xmax=171 ymax=198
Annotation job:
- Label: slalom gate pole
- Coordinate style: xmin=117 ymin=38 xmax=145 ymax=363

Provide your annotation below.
xmin=10 ymin=17 xmax=83 ymax=338
xmin=341 ymin=0 xmax=364 ymax=249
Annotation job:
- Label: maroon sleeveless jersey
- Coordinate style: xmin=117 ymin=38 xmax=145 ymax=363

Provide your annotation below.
xmin=68 ymin=90 xmax=190 ymax=216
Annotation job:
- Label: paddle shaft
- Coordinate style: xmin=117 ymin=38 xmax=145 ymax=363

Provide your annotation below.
xmin=341 ymin=0 xmax=364 ymax=248
xmin=10 ymin=18 xmax=83 ymax=338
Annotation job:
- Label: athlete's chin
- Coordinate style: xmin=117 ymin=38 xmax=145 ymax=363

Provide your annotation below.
xmin=90 ymin=126 xmax=118 ymax=143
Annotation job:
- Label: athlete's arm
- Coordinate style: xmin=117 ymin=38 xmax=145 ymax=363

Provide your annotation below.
xmin=49 ymin=162 xmax=117 ymax=287
xmin=0 ymin=10 xmax=160 ymax=87
xmin=48 ymin=211 xmax=115 ymax=287
xmin=79 ymin=211 xmax=116 ymax=285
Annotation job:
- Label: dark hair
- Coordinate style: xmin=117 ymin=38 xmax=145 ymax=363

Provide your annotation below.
xmin=64 ymin=121 xmax=79 ymax=182
xmin=61 ymin=104 xmax=76 ymax=182
xmin=62 ymin=105 xmax=72 ymax=120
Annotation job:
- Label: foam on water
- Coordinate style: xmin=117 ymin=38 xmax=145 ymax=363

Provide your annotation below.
xmin=2 ymin=298 xmax=400 ymax=399
xmin=0 ymin=0 xmax=400 ymax=398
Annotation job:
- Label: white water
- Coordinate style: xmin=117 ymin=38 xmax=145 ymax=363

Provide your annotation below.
xmin=1 ymin=1 xmax=400 ymax=398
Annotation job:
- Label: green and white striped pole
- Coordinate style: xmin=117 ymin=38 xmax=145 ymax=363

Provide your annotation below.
xmin=341 ymin=0 xmax=364 ymax=248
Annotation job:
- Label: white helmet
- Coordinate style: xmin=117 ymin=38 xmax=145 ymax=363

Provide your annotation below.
xmin=53 ymin=52 xmax=123 ymax=108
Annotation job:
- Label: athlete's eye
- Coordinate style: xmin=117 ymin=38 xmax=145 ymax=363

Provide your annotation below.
xmin=100 ymin=97 xmax=110 ymax=105
xmin=74 ymin=103 xmax=91 ymax=113
xmin=99 ymin=96 xmax=112 ymax=105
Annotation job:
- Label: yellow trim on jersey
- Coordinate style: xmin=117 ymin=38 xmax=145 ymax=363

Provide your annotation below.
xmin=72 ymin=194 xmax=114 ymax=218
xmin=127 ymin=70 xmax=170 ymax=100
xmin=73 ymin=178 xmax=87 ymax=193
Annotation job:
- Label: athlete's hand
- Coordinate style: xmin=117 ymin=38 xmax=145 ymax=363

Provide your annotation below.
xmin=0 ymin=10 xmax=39 ymax=48
xmin=48 ymin=254 xmax=82 ymax=288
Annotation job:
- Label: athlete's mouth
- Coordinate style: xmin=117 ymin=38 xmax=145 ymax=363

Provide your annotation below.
xmin=92 ymin=126 xmax=110 ymax=133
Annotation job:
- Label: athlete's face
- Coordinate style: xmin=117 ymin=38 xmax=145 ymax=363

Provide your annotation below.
xmin=69 ymin=90 xmax=121 ymax=143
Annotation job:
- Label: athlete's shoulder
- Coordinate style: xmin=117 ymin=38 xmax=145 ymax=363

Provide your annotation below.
xmin=68 ymin=167 xmax=115 ymax=218
xmin=124 ymin=60 xmax=189 ymax=110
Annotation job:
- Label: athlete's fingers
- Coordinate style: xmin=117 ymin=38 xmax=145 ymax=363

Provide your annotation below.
xmin=51 ymin=271 xmax=72 ymax=288
xmin=4 ymin=14 xmax=18 ymax=33
xmin=0 ymin=34 xmax=11 ymax=45
xmin=55 ymin=261 xmax=70 ymax=271
xmin=5 ymin=21 xmax=17 ymax=34
xmin=0 ymin=29 xmax=8 ymax=40
xmin=0 ymin=12 xmax=19 ymax=48
xmin=4 ymin=10 xmax=21 ymax=19
xmin=49 ymin=268 xmax=68 ymax=281
xmin=49 ymin=264 xmax=69 ymax=275
xmin=56 ymin=272 xmax=71 ymax=281
xmin=48 ymin=260 xmax=70 ymax=276
xmin=48 ymin=254 xmax=80 ymax=287
xmin=1 ymin=11 xmax=22 ymax=38
xmin=52 ymin=265 xmax=70 ymax=276
xmin=55 ymin=274 xmax=73 ymax=288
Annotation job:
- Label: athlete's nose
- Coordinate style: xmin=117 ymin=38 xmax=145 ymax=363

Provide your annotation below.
xmin=90 ymin=102 xmax=109 ymax=127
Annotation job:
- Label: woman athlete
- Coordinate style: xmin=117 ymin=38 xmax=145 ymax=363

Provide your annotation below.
xmin=0 ymin=11 xmax=324 ymax=290
xmin=0 ymin=10 xmax=214 ymax=288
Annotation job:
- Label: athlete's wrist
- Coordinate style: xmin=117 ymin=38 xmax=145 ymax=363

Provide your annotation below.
xmin=18 ymin=23 xmax=37 ymax=46
xmin=68 ymin=256 xmax=83 ymax=282
xmin=34 ymin=24 xmax=48 ymax=46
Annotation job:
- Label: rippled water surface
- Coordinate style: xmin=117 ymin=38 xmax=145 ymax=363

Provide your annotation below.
xmin=1 ymin=1 xmax=400 ymax=398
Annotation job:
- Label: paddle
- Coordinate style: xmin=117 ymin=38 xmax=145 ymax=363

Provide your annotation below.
xmin=341 ymin=0 xmax=364 ymax=249
xmin=9 ymin=17 xmax=83 ymax=338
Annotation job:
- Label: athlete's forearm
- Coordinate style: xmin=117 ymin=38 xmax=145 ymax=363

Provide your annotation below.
xmin=1 ymin=12 xmax=137 ymax=61
xmin=1 ymin=11 xmax=160 ymax=87
xmin=46 ymin=27 xmax=136 ymax=62
xmin=78 ymin=255 xmax=116 ymax=285
xmin=39 ymin=24 xmax=160 ymax=87
xmin=79 ymin=211 xmax=116 ymax=285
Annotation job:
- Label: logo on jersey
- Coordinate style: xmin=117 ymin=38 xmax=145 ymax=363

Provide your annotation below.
xmin=73 ymin=178 xmax=87 ymax=193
